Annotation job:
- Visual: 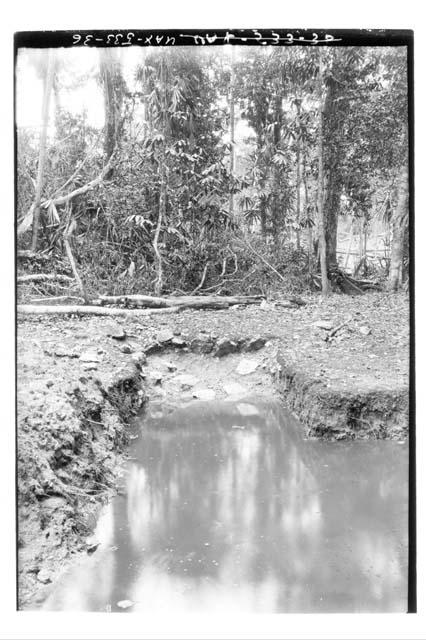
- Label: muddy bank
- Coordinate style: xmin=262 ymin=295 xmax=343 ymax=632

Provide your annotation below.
xmin=17 ymin=292 xmax=409 ymax=607
xmin=18 ymin=357 xmax=146 ymax=608
xmin=277 ymin=358 xmax=408 ymax=440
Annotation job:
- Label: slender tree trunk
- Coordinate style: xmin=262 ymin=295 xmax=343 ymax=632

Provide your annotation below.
xmin=153 ymin=161 xmax=166 ymax=296
xmin=323 ymin=180 xmax=340 ymax=265
xmin=153 ymin=53 xmax=169 ymax=296
xmin=303 ymin=141 xmax=313 ymax=272
xmin=388 ymin=164 xmax=409 ymax=291
xmin=53 ymin=64 xmax=61 ymax=130
xmin=63 ymin=213 xmax=90 ymax=304
xmin=272 ymin=92 xmax=282 ymax=241
xmin=31 ymin=50 xmax=55 ymax=253
xmin=317 ymin=49 xmax=330 ymax=295
xmin=322 ymin=53 xmax=343 ymax=268
xmin=260 ymin=201 xmax=267 ymax=237
xmin=99 ymin=49 xmax=123 ymax=179
xmin=358 ymin=217 xmax=364 ymax=264
xmin=344 ymin=221 xmax=354 ymax=269
xmin=229 ymin=46 xmax=236 ymax=221
xmin=295 ymin=148 xmax=301 ymax=250
xmin=363 ymin=216 xmax=368 ymax=276
xmin=295 ymin=99 xmax=302 ymax=250
xmin=255 ymin=129 xmax=267 ymax=237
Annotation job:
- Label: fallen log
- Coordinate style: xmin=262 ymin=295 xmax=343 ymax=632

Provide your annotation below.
xmin=98 ymin=294 xmax=265 ymax=308
xmin=29 ymin=296 xmax=85 ymax=304
xmin=17 ymin=301 xmax=231 ymax=317
xmin=17 ymin=273 xmax=74 ymax=284
xmin=17 ymin=304 xmax=185 ymax=317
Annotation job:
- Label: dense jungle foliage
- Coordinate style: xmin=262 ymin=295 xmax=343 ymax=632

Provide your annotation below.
xmin=16 ymin=45 xmax=409 ymax=299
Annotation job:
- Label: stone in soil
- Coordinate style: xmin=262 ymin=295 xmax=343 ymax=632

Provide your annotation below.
xmin=313 ymin=320 xmax=334 ymax=331
xmin=131 ymin=351 xmax=147 ymax=366
xmin=52 ymin=345 xmax=79 ymax=358
xmin=156 ymin=329 xmax=174 ymax=344
xmin=173 ymin=374 xmax=198 ymax=390
xmin=243 ymin=336 xmax=267 ymax=352
xmin=105 ymin=324 xmax=126 ymax=340
xmin=359 ymin=326 xmax=372 ymax=336
xmin=149 ymin=370 xmax=163 ymax=384
xmin=80 ymin=350 xmax=102 ymax=363
xmin=193 ymin=388 xmax=216 ymax=401
xmin=121 ymin=344 xmax=134 ymax=354
xmin=236 ymin=358 xmax=259 ymax=375
xmin=36 ymin=569 xmax=53 ymax=584
xmin=222 ymin=382 xmax=248 ymax=397
xmin=213 ymin=338 xmax=238 ymax=357
xmin=190 ymin=334 xmax=215 ymax=354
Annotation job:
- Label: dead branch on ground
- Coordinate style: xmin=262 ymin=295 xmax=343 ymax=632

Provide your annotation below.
xmin=17 ymin=273 xmax=73 ymax=284
xmin=98 ymin=294 xmax=264 ymax=309
xmin=325 ymin=315 xmax=354 ymax=342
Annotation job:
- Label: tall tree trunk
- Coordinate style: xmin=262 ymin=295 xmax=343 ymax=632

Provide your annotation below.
xmin=358 ymin=218 xmax=363 ymax=265
xmin=272 ymin=93 xmax=282 ymax=240
xmin=152 ymin=53 xmax=169 ymax=296
xmin=229 ymin=46 xmax=236 ymax=221
xmin=295 ymin=147 xmax=301 ymax=250
xmin=344 ymin=221 xmax=354 ymax=269
xmin=255 ymin=130 xmax=267 ymax=237
xmin=317 ymin=49 xmax=330 ymax=295
xmin=53 ymin=66 xmax=61 ymax=129
xmin=260 ymin=200 xmax=267 ymax=237
xmin=295 ymin=99 xmax=302 ymax=250
xmin=323 ymin=179 xmax=340 ymax=266
xmin=153 ymin=163 xmax=165 ymax=296
xmin=322 ymin=53 xmax=344 ymax=268
xmin=302 ymin=140 xmax=313 ymax=271
xmin=388 ymin=164 xmax=409 ymax=291
xmin=31 ymin=50 xmax=55 ymax=253
xmin=363 ymin=216 xmax=368 ymax=276
xmin=99 ymin=49 xmax=123 ymax=178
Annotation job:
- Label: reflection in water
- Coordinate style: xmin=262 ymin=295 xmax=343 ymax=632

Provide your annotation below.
xmin=43 ymin=400 xmax=408 ymax=613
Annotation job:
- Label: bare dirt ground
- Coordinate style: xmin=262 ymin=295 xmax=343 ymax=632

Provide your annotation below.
xmin=17 ymin=291 xmax=410 ymax=608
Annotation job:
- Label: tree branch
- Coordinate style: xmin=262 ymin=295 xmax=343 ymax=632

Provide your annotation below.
xmin=63 ymin=214 xmax=90 ymax=304
xmin=17 ymin=150 xmax=117 ymax=238
xmin=44 ymin=150 xmax=116 ymax=207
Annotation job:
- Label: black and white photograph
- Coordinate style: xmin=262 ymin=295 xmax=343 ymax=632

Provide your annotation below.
xmin=14 ymin=28 xmax=414 ymax=620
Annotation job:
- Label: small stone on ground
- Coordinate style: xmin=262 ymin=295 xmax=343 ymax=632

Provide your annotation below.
xmin=193 ymin=388 xmax=216 ymax=401
xmin=236 ymin=358 xmax=259 ymax=375
xmin=222 ymin=382 xmax=248 ymax=397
